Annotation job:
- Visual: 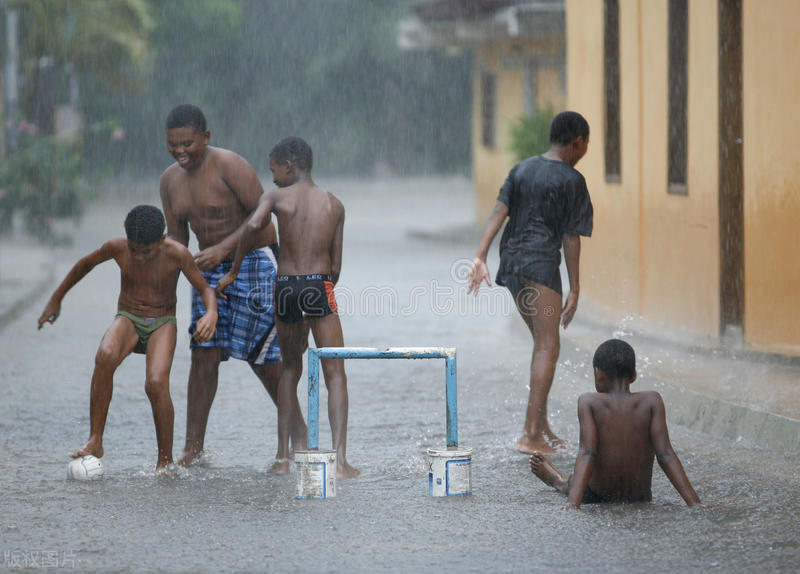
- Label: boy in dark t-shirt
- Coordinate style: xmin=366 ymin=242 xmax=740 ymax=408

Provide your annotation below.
xmin=468 ymin=111 xmax=593 ymax=455
xmin=495 ymin=154 xmax=593 ymax=296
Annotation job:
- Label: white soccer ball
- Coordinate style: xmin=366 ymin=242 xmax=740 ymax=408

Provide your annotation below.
xmin=67 ymin=455 xmax=104 ymax=481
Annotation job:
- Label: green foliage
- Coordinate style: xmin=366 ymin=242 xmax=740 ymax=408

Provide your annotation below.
xmin=85 ymin=0 xmax=472 ymax=176
xmin=3 ymin=0 xmax=152 ymax=240
xmin=147 ymin=0 xmax=240 ymax=64
xmin=13 ymin=0 xmax=154 ymax=91
xmin=4 ymin=0 xmax=472 ymax=239
xmin=0 ymin=130 xmax=91 ymax=242
xmin=509 ymin=106 xmax=555 ymax=162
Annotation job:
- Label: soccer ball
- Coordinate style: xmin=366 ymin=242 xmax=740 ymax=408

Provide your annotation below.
xmin=67 ymin=455 xmax=104 ymax=480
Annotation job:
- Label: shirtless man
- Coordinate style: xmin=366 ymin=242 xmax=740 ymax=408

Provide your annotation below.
xmin=38 ymin=205 xmax=217 ymax=470
xmin=159 ymin=105 xmax=306 ymax=465
xmin=529 ymin=339 xmax=701 ymax=508
xmin=217 ymin=136 xmax=359 ymax=477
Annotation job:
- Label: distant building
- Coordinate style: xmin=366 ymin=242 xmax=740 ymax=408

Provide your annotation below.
xmin=404 ymin=0 xmax=799 ymax=354
xmin=569 ymin=0 xmax=800 ymax=353
xmin=400 ymin=0 xmax=566 ymax=218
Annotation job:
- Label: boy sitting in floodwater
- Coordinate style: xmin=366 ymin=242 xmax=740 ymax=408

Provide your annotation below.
xmin=529 ymin=339 xmax=701 ymax=508
xmin=38 ymin=205 xmax=217 ymax=471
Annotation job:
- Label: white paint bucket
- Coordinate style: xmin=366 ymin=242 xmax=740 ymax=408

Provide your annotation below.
xmin=427 ymin=446 xmax=473 ymax=496
xmin=295 ymin=449 xmax=337 ymax=499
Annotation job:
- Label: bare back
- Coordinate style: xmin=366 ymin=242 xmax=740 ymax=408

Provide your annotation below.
xmin=270 ymin=182 xmax=344 ymax=277
xmin=160 ymin=146 xmax=275 ymax=253
xmin=583 ymin=391 xmax=662 ymax=501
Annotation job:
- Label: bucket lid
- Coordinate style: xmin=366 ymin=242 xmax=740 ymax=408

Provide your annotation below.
xmin=427 ymin=446 xmax=473 ymax=457
xmin=294 ymin=449 xmax=336 ymax=462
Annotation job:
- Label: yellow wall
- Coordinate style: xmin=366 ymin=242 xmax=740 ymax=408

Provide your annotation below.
xmin=567 ymin=0 xmax=720 ymax=335
xmin=536 ymin=67 xmax=563 ymax=110
xmin=565 ymin=0 xmax=800 ymax=352
xmin=742 ymin=0 xmax=800 ymax=351
xmin=565 ymin=0 xmax=641 ymax=310
xmin=473 ymin=43 xmax=522 ymax=219
xmin=473 ymin=39 xmax=566 ymax=219
xmin=638 ymin=0 xmax=720 ymax=334
xmin=466 ymin=0 xmax=800 ymax=351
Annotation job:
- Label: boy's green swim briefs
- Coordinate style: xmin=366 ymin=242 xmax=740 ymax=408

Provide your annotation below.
xmin=116 ymin=311 xmax=177 ymax=354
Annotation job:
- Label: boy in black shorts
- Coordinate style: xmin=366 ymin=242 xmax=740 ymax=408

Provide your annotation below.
xmin=217 ymin=137 xmax=358 ymax=477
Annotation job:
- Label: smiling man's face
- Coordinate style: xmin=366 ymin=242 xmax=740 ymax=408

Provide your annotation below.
xmin=166 ymin=126 xmax=209 ymax=170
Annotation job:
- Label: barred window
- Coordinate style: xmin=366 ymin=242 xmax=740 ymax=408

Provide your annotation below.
xmin=481 ymin=72 xmax=497 ymax=148
xmin=668 ymin=0 xmax=688 ymax=194
xmin=604 ymin=0 xmax=621 ymax=182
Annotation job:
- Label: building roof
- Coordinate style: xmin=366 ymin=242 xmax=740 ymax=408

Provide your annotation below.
xmin=399 ymin=0 xmax=564 ymax=50
xmin=415 ymin=0 xmax=519 ymax=22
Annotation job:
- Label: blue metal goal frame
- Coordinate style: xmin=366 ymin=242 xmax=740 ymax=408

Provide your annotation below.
xmin=306 ymin=347 xmax=458 ymax=449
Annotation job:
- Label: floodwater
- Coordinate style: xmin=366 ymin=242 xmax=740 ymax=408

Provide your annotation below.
xmin=1 ymin=177 xmax=798 ymax=573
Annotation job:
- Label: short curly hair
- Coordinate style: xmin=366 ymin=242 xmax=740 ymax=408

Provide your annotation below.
xmin=124 ymin=205 xmax=165 ymax=244
xmin=269 ymin=136 xmax=313 ymax=172
xmin=592 ymin=339 xmax=636 ymax=381
xmin=549 ymin=111 xmax=590 ymax=145
xmin=165 ymin=104 xmax=207 ymax=133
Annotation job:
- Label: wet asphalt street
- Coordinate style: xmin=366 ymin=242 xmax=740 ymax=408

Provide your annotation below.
xmin=1 ymin=177 xmax=798 ymax=573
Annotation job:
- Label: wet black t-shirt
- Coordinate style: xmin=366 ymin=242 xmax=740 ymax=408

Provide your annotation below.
xmin=495 ymin=155 xmax=593 ymax=295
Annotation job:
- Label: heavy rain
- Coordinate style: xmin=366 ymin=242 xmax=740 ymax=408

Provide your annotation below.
xmin=1 ymin=1 xmax=798 ymax=572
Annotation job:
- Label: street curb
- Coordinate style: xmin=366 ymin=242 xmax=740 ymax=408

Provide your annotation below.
xmin=0 ymin=258 xmax=54 ymax=332
xmin=563 ymin=331 xmax=800 ymax=453
xmin=653 ymin=376 xmax=800 ymax=452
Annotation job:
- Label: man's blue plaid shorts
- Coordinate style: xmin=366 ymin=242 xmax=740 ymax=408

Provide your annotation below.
xmin=190 ymin=246 xmax=280 ymax=365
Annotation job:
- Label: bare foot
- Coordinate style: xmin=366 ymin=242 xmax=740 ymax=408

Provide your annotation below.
xmin=544 ymin=428 xmax=567 ymax=449
xmin=337 ymin=462 xmax=360 ymax=478
xmin=156 ymin=463 xmax=179 ymax=477
xmin=177 ymin=446 xmax=203 ymax=467
xmin=267 ymin=458 xmax=291 ymax=475
xmin=517 ymin=431 xmax=567 ymax=455
xmin=517 ymin=433 xmax=556 ymax=455
xmin=529 ymin=451 xmax=568 ymax=493
xmin=70 ymin=438 xmax=103 ymax=459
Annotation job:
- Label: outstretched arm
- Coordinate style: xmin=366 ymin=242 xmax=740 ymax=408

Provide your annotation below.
xmin=561 ymin=233 xmax=581 ymax=328
xmin=216 ymin=192 xmax=276 ymax=297
xmin=179 ymin=247 xmax=218 ymax=342
xmin=330 ymin=203 xmax=344 ymax=284
xmin=650 ymin=393 xmax=701 ymax=506
xmin=564 ymin=394 xmax=598 ymax=509
xmin=37 ymin=241 xmax=116 ymax=329
xmin=468 ymin=200 xmax=509 ymax=294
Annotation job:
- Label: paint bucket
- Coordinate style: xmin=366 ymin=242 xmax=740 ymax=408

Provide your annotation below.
xmin=295 ymin=449 xmax=337 ymax=499
xmin=427 ymin=446 xmax=472 ymax=496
